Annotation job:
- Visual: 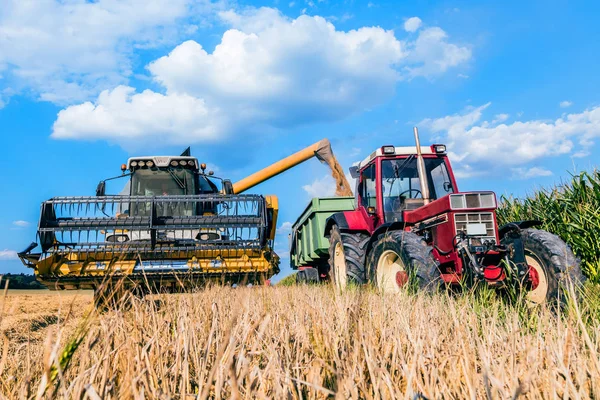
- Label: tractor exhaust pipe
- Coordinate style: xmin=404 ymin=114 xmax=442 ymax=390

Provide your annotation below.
xmin=413 ymin=127 xmax=431 ymax=205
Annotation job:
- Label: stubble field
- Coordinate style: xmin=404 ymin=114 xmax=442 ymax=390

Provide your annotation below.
xmin=0 ymin=285 xmax=598 ymax=399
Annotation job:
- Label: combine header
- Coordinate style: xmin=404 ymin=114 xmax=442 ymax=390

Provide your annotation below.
xmin=19 ymin=140 xmax=350 ymax=296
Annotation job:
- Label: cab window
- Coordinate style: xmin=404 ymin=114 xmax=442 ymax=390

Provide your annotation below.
xmin=360 ymin=164 xmax=377 ymax=209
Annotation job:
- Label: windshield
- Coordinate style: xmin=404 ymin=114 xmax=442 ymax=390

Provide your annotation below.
xmin=131 ymin=168 xmax=196 ymax=196
xmin=381 ymin=157 xmax=454 ymax=222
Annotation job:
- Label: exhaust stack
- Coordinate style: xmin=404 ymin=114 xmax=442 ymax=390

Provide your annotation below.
xmin=413 ymin=127 xmax=431 ymax=205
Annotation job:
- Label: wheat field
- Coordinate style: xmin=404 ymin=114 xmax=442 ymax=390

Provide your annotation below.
xmin=0 ymin=284 xmax=598 ymax=399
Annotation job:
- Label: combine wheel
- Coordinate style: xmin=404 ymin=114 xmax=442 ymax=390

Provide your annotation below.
xmin=520 ymin=228 xmax=586 ymax=304
xmin=366 ymin=231 xmax=440 ymax=294
xmin=327 ymin=225 xmax=369 ymax=291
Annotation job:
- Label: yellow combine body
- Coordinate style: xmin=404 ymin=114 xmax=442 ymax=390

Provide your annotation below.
xmin=18 ymin=141 xmax=346 ymax=295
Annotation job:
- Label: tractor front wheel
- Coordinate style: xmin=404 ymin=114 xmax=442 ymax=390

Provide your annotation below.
xmin=367 ymin=231 xmax=440 ymax=294
xmin=520 ymin=228 xmax=586 ymax=304
xmin=327 ymin=225 xmax=369 ymax=291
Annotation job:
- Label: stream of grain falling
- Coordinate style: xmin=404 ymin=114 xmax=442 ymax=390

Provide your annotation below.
xmin=316 ymin=144 xmax=354 ymax=197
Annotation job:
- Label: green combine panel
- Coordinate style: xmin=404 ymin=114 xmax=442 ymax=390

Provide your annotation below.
xmin=290 ymin=197 xmax=354 ymax=269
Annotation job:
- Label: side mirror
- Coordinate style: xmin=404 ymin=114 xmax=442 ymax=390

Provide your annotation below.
xmin=222 ymin=179 xmax=234 ymax=195
xmin=96 ymin=181 xmax=106 ymax=196
xmin=349 ymin=166 xmax=360 ymax=179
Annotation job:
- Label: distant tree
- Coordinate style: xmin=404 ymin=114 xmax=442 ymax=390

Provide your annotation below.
xmin=0 ymin=274 xmax=46 ymax=289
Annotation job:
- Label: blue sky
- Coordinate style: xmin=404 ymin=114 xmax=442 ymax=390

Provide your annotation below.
xmin=1 ymin=0 xmax=599 ymax=279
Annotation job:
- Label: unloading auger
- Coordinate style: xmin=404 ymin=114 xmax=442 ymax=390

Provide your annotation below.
xmin=18 ymin=140 xmax=351 ymax=293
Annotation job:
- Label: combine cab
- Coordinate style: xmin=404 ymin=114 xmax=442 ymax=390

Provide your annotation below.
xmin=19 ymin=140 xmax=351 ymax=296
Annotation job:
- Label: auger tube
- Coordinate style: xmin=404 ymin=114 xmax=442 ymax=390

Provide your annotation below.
xmin=414 ymin=126 xmax=431 ymax=205
xmin=232 ymin=139 xmax=334 ymax=194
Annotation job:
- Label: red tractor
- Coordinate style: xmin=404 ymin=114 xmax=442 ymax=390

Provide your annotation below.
xmin=323 ymin=128 xmax=585 ymax=303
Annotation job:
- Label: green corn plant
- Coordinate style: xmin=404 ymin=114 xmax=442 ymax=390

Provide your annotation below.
xmin=497 ymin=169 xmax=600 ymax=283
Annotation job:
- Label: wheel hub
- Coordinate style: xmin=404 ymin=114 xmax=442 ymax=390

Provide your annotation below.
xmin=525 ymin=254 xmax=548 ymax=304
xmin=528 ymin=265 xmax=540 ymax=290
xmin=395 ymin=271 xmax=408 ymax=287
xmin=376 ymin=250 xmax=406 ymax=294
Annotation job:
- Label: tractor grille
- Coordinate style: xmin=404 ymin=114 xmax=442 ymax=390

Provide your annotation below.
xmin=454 ymin=212 xmax=496 ymax=243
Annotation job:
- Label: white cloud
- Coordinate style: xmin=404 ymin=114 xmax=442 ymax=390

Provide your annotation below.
xmin=402 ymin=27 xmax=471 ymax=79
xmin=12 ymin=220 xmax=30 ymax=228
xmin=572 ymin=150 xmax=590 ymax=158
xmin=420 ymin=104 xmax=600 ymax=177
xmin=560 ymin=100 xmax=573 ymax=108
xmin=404 ymin=17 xmax=422 ymax=32
xmin=0 ymin=0 xmax=219 ymax=105
xmin=277 ymin=221 xmax=293 ymax=234
xmin=0 ymin=250 xmax=18 ymax=260
xmin=492 ymin=113 xmax=509 ymax=124
xmin=52 ymin=86 xmax=223 ymax=145
xmin=53 ymin=8 xmax=471 ymax=146
xmin=289 ymin=1 xmax=295 ymax=7
xmin=511 ymin=167 xmax=553 ymax=179
xmin=302 ymin=175 xmax=336 ymax=197
xmin=457 ymin=73 xmax=469 ymax=79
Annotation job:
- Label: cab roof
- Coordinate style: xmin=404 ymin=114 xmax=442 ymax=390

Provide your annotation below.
xmin=358 ymin=145 xmax=448 ymax=169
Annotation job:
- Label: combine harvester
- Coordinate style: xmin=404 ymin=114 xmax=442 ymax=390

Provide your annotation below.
xmin=290 ymin=128 xmax=586 ymax=304
xmin=18 ymin=140 xmax=350 ymax=301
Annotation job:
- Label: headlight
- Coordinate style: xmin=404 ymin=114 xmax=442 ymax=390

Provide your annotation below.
xmin=433 ymin=144 xmax=446 ymax=153
xmin=450 ymin=192 xmax=496 ymax=209
xmin=196 ymin=232 xmax=221 ymax=241
xmin=106 ymin=234 xmax=129 ymax=243
xmin=381 ymin=145 xmax=395 ymax=154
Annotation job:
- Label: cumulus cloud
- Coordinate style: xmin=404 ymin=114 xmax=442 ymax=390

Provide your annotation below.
xmin=404 ymin=17 xmax=422 ymax=32
xmin=52 ymin=8 xmax=471 ymax=147
xmin=403 ymin=27 xmax=471 ymax=79
xmin=12 ymin=220 xmax=30 ymax=227
xmin=420 ymin=104 xmax=600 ymax=178
xmin=0 ymin=0 xmax=218 ymax=104
xmin=560 ymin=100 xmax=573 ymax=108
xmin=0 ymin=250 xmax=18 ymax=260
xmin=53 ymin=86 xmax=223 ymax=145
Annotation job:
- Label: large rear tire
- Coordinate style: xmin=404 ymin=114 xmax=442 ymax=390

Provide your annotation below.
xmin=327 ymin=225 xmax=369 ymax=291
xmin=520 ymin=228 xmax=586 ymax=304
xmin=366 ymin=231 xmax=440 ymax=294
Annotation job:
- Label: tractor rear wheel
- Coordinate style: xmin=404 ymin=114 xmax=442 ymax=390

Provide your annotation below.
xmin=520 ymin=228 xmax=586 ymax=304
xmin=367 ymin=231 xmax=440 ymax=294
xmin=327 ymin=225 xmax=369 ymax=291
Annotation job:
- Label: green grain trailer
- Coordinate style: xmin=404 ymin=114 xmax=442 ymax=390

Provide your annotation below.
xmin=290 ymin=197 xmax=354 ymax=282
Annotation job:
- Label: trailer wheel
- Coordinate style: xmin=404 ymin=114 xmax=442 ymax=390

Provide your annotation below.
xmin=304 ymin=267 xmax=320 ymax=283
xmin=328 ymin=225 xmax=369 ymax=290
xmin=520 ymin=228 xmax=586 ymax=304
xmin=295 ymin=270 xmax=305 ymax=284
xmin=367 ymin=231 xmax=440 ymax=294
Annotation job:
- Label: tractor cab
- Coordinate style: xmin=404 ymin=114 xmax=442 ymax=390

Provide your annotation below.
xmin=351 ymin=144 xmax=456 ymax=224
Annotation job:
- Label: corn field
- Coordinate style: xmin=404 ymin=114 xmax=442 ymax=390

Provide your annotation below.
xmin=497 ymin=169 xmax=600 ymax=283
